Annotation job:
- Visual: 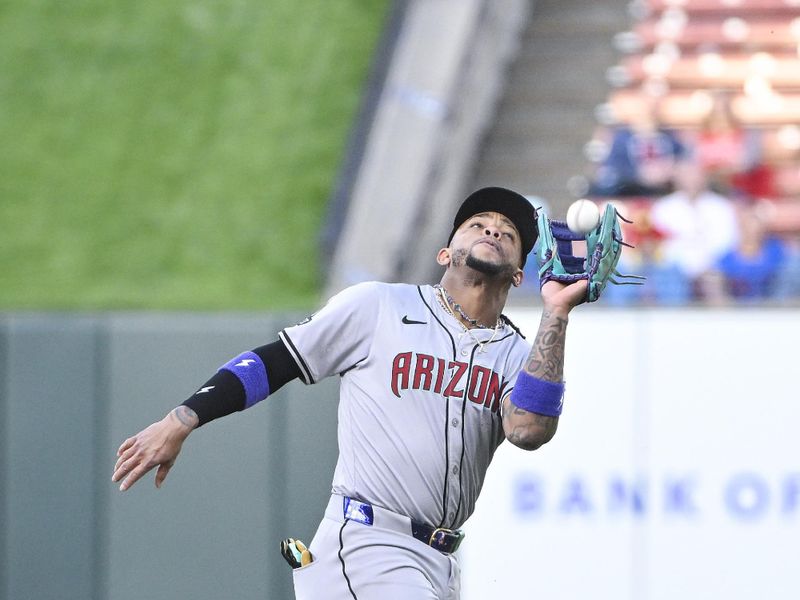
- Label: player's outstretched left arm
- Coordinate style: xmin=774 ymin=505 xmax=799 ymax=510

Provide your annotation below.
xmin=112 ymin=406 xmax=198 ymax=491
xmin=111 ymin=339 xmax=302 ymax=491
xmin=501 ymin=279 xmax=587 ymax=450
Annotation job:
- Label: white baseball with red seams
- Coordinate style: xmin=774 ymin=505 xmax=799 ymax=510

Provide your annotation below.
xmin=566 ymin=199 xmax=601 ymax=234
xmin=279 ymin=281 xmax=531 ymax=599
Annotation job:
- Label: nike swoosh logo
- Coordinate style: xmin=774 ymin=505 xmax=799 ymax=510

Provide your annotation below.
xmin=402 ymin=315 xmax=427 ymax=325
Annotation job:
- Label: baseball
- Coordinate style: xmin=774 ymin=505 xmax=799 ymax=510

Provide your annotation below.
xmin=566 ymin=199 xmax=600 ymax=234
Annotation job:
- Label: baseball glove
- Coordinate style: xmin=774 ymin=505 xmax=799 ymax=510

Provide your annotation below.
xmin=536 ymin=203 xmax=644 ymax=302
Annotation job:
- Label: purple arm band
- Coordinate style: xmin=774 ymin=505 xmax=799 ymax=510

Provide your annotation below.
xmin=220 ymin=351 xmax=270 ymax=409
xmin=509 ymin=371 xmax=564 ymax=417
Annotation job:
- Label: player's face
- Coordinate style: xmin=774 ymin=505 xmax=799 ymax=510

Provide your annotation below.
xmin=450 ymin=212 xmax=523 ymax=277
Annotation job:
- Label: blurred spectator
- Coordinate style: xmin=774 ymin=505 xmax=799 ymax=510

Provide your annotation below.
xmin=603 ymin=200 xmax=691 ymax=305
xmin=773 ymin=238 xmax=800 ymax=301
xmin=650 ymin=161 xmax=739 ymax=302
xmin=588 ymin=95 xmax=687 ymax=198
xmin=684 ymin=91 xmax=774 ymax=199
xmin=716 ymin=202 xmax=787 ymax=301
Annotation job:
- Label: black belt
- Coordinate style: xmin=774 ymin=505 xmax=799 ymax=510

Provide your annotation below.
xmin=342 ymin=496 xmax=465 ymax=554
xmin=410 ymin=520 xmax=465 ymax=554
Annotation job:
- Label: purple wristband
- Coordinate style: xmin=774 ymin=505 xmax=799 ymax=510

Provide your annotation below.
xmin=509 ymin=371 xmax=564 ymax=417
xmin=220 ymin=351 xmax=270 ymax=409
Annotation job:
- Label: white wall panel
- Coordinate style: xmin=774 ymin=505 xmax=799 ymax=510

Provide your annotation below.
xmin=461 ymin=308 xmax=800 ymax=600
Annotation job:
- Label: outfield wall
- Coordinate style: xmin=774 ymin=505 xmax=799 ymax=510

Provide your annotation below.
xmin=0 ymin=313 xmax=339 ymax=600
xmin=1 ymin=308 xmax=798 ymax=599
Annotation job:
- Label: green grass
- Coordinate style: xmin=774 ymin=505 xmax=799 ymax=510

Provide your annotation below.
xmin=0 ymin=0 xmax=389 ymax=310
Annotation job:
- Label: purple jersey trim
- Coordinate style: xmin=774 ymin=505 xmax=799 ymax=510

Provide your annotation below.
xmin=509 ymin=371 xmax=564 ymax=417
xmin=220 ymin=351 xmax=270 ymax=409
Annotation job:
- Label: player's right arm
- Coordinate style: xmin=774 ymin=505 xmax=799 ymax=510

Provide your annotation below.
xmin=501 ymin=306 xmax=564 ymax=450
xmin=502 ymin=279 xmax=587 ymax=450
xmin=112 ymin=282 xmax=379 ymax=491
xmin=112 ymin=339 xmax=301 ymax=491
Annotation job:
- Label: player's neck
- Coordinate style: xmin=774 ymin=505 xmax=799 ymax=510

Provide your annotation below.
xmin=437 ymin=274 xmax=508 ymax=329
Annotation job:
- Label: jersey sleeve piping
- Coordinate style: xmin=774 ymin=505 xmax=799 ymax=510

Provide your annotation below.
xmin=278 ymin=329 xmax=315 ymax=385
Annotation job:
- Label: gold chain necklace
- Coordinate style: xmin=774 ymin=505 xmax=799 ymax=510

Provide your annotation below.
xmin=434 ymin=285 xmax=503 ymax=352
xmin=434 ymin=285 xmax=501 ymax=329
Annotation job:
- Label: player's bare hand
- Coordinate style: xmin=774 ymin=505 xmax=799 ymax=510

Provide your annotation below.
xmin=541 ymin=279 xmax=589 ymax=314
xmin=112 ymin=406 xmax=198 ymax=491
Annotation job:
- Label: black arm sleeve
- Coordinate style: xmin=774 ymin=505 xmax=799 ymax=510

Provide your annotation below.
xmin=181 ymin=339 xmax=302 ymax=427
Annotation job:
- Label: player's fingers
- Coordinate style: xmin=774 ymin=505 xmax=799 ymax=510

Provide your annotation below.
xmin=112 ymin=454 xmax=141 ymax=483
xmin=117 ymin=436 xmax=136 ymax=456
xmin=112 ymin=443 xmax=147 ymax=482
xmin=154 ymin=462 xmax=173 ymax=489
xmin=114 ymin=446 xmax=137 ymax=473
xmin=119 ymin=461 xmax=154 ymax=492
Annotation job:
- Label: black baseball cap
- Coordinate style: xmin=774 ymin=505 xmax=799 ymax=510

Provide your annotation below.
xmin=447 ymin=187 xmax=539 ymax=267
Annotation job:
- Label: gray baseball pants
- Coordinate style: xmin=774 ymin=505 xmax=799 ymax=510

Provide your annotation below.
xmin=292 ymin=494 xmax=461 ymax=599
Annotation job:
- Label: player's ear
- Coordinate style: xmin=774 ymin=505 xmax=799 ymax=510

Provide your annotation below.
xmin=512 ymin=268 xmax=523 ymax=288
xmin=436 ymin=248 xmax=451 ymax=267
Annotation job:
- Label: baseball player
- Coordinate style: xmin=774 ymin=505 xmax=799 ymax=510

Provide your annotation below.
xmin=112 ymin=187 xmax=590 ymax=599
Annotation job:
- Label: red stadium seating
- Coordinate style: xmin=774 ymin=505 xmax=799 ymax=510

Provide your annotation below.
xmin=606 ymin=90 xmax=800 ymax=127
xmin=589 ymin=0 xmax=800 ymax=237
xmin=629 ymin=18 xmax=800 ymax=51
xmin=619 ymin=53 xmax=800 ymax=90
xmin=644 ymin=0 xmax=800 ymax=16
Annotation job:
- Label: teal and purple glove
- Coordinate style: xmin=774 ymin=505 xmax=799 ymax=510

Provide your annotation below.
xmin=536 ymin=204 xmax=644 ymax=302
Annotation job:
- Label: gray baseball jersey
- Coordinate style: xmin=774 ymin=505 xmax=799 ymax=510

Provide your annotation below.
xmin=279 ymin=282 xmax=531 ymax=529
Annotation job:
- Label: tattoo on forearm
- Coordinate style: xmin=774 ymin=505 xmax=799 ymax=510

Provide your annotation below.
xmin=502 ymin=398 xmax=559 ymax=447
xmin=524 ymin=309 xmax=567 ymax=382
xmin=172 ymin=406 xmax=199 ymax=429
